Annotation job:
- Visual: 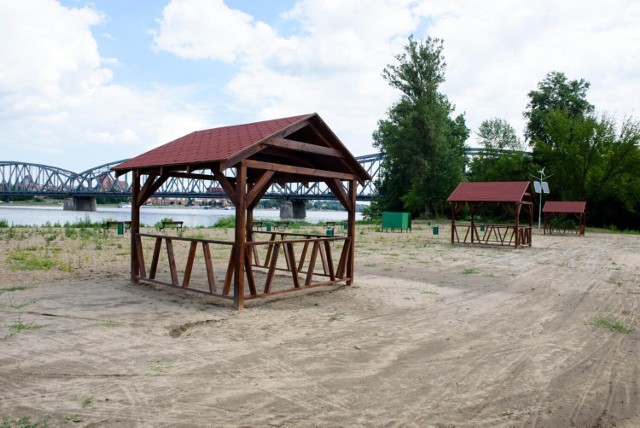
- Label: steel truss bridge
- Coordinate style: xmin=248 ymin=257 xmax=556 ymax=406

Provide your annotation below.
xmin=0 ymin=154 xmax=383 ymax=202
xmin=0 ymin=148 xmax=518 ymax=202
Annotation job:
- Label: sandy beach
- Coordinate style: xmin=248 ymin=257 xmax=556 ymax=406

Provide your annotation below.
xmin=1 ymin=223 xmax=639 ymax=427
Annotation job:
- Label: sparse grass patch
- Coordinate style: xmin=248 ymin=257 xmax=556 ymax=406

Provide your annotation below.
xmin=0 ymin=285 xmax=35 ymax=294
xmin=587 ymin=317 xmax=632 ymax=334
xmin=462 ymin=267 xmax=479 ymax=274
xmin=0 ymin=298 xmax=37 ymax=309
xmin=97 ymin=320 xmax=118 ymax=327
xmin=328 ymin=313 xmax=344 ymax=322
xmin=4 ymin=318 xmax=44 ymax=339
xmin=81 ymin=394 xmax=94 ymax=408
xmin=150 ymin=361 xmax=172 ymax=373
xmin=6 ymin=248 xmax=54 ymax=271
xmin=1 ymin=415 xmax=49 ymax=428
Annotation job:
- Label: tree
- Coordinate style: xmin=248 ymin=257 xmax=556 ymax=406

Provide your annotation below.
xmin=524 ymin=71 xmax=640 ymax=229
xmin=524 ymin=71 xmax=594 ymax=147
xmin=468 ymin=118 xmax=531 ymax=182
xmin=373 ymin=36 xmax=468 ymax=218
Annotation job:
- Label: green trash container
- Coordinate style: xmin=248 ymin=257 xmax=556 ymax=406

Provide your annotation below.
xmin=343 ymin=222 xmax=348 ymax=229
xmin=266 ymin=223 xmax=271 ymax=232
xmin=117 ymin=222 xmax=124 ymax=235
xmin=432 ymin=225 xmax=439 ymax=235
xmin=326 ymin=228 xmax=334 ymax=236
xmin=480 ymin=224 xmax=485 ymax=232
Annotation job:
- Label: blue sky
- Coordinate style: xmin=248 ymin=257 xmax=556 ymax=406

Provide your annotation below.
xmin=1 ymin=0 xmax=639 ymax=172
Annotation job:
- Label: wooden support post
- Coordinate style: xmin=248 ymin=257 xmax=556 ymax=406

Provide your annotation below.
xmin=233 ymin=162 xmax=247 ymax=310
xmin=515 ymin=203 xmax=521 ymax=249
xmin=202 ymin=242 xmax=217 ymax=293
xmin=346 ymin=180 xmax=356 ymax=285
xmin=130 ymin=172 xmax=141 ymax=283
xmin=450 ymin=202 xmax=456 ymax=244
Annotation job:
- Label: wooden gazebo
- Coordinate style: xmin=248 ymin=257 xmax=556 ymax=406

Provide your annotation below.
xmin=112 ymin=113 xmax=370 ymax=309
xmin=543 ymin=201 xmax=587 ymax=236
xmin=447 ymin=181 xmax=535 ymax=249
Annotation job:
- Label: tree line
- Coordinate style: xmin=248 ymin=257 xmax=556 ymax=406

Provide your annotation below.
xmin=369 ymin=36 xmax=640 ymax=230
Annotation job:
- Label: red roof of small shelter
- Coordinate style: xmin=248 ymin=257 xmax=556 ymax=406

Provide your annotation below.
xmin=114 ymin=114 xmax=312 ymax=170
xmin=447 ymin=181 xmax=535 ymax=204
xmin=543 ymin=201 xmax=586 ymax=214
xmin=111 ymin=113 xmax=370 ymax=184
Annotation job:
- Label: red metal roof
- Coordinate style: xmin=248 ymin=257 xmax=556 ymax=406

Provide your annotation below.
xmin=113 ymin=114 xmax=313 ymax=171
xmin=447 ymin=181 xmax=534 ymax=203
xmin=543 ymin=201 xmax=586 ymax=213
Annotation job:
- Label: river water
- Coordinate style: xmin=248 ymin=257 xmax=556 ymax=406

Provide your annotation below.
xmin=0 ymin=204 xmax=359 ymax=227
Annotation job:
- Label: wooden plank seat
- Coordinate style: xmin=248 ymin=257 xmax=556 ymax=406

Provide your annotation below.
xmin=158 ymin=220 xmax=183 ymax=231
xmin=273 ymin=221 xmax=289 ymax=230
xmin=253 ymin=221 xmax=264 ymax=230
xmin=101 ymin=220 xmax=131 ymax=232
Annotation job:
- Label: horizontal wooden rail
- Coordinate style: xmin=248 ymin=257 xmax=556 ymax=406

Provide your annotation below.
xmin=452 ymin=224 xmax=532 ymax=247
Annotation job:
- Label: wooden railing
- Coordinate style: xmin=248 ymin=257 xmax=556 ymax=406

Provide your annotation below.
xmin=452 ymin=223 xmax=532 ymax=247
xmin=134 ymin=231 xmax=351 ymax=301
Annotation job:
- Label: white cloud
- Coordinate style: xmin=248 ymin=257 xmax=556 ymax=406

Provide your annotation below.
xmin=152 ymin=0 xmax=423 ymax=154
xmin=0 ymin=0 xmax=212 ymax=171
xmin=154 ymin=0 xmax=640 ymax=152
xmin=3 ymin=0 xmax=638 ymax=173
xmin=417 ymin=0 xmax=640 ymax=144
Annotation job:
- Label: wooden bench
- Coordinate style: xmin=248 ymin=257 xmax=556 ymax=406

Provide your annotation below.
xmin=273 ymin=221 xmax=289 ymax=230
xmin=158 ymin=220 xmax=183 ymax=231
xmin=253 ymin=221 xmax=264 ymax=230
xmin=101 ymin=221 xmax=131 ymax=233
xmin=324 ymin=221 xmax=337 ymax=233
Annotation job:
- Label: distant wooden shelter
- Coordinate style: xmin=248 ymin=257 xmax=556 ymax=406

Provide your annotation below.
xmin=112 ymin=113 xmax=370 ymax=309
xmin=543 ymin=201 xmax=586 ymax=236
xmin=447 ymin=181 xmax=535 ymax=249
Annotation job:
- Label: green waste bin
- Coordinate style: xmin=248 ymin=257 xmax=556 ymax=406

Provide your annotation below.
xmin=266 ymin=223 xmax=271 ymax=232
xmin=480 ymin=224 xmax=485 ymax=232
xmin=117 ymin=222 xmax=124 ymax=235
xmin=343 ymin=222 xmax=348 ymax=229
xmin=432 ymin=225 xmax=439 ymax=235
xmin=326 ymin=228 xmax=334 ymax=236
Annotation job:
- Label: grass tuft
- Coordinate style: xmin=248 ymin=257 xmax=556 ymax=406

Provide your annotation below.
xmin=587 ymin=317 xmax=632 ymax=334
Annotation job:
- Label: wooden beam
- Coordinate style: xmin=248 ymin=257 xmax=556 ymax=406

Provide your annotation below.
xmin=220 ymin=143 xmax=268 ymax=170
xmin=246 ymin=170 xmax=275 ymax=208
xmin=233 ymin=162 xmax=247 ymax=310
xmin=138 ymin=175 xmax=169 ymax=205
xmin=325 ymin=178 xmax=352 ymax=212
xmin=212 ymin=170 xmax=238 ymax=206
xmin=345 ymin=180 xmax=356 ymax=285
xmin=170 ymin=171 xmax=221 ymax=181
xmin=265 ymin=138 xmax=343 ymax=157
xmin=130 ymin=172 xmax=141 ymax=283
xmin=244 ymin=159 xmax=357 ymax=182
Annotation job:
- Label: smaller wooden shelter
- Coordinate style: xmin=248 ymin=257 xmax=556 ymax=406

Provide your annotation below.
xmin=542 ymin=201 xmax=587 ymax=236
xmin=447 ymin=181 xmax=535 ymax=249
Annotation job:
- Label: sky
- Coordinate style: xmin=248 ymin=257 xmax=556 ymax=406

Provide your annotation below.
xmin=1 ymin=0 xmax=638 ymax=173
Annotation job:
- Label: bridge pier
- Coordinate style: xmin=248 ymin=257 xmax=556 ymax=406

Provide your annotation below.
xmin=279 ymin=200 xmax=306 ymax=219
xmin=63 ymin=196 xmax=97 ymax=211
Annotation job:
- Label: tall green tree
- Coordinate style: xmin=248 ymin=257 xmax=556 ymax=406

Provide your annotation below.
xmin=524 ymin=71 xmax=594 ymax=147
xmin=468 ymin=118 xmax=531 ymax=182
xmin=524 ymin=71 xmax=640 ymax=229
xmin=372 ymin=36 xmax=468 ymax=218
